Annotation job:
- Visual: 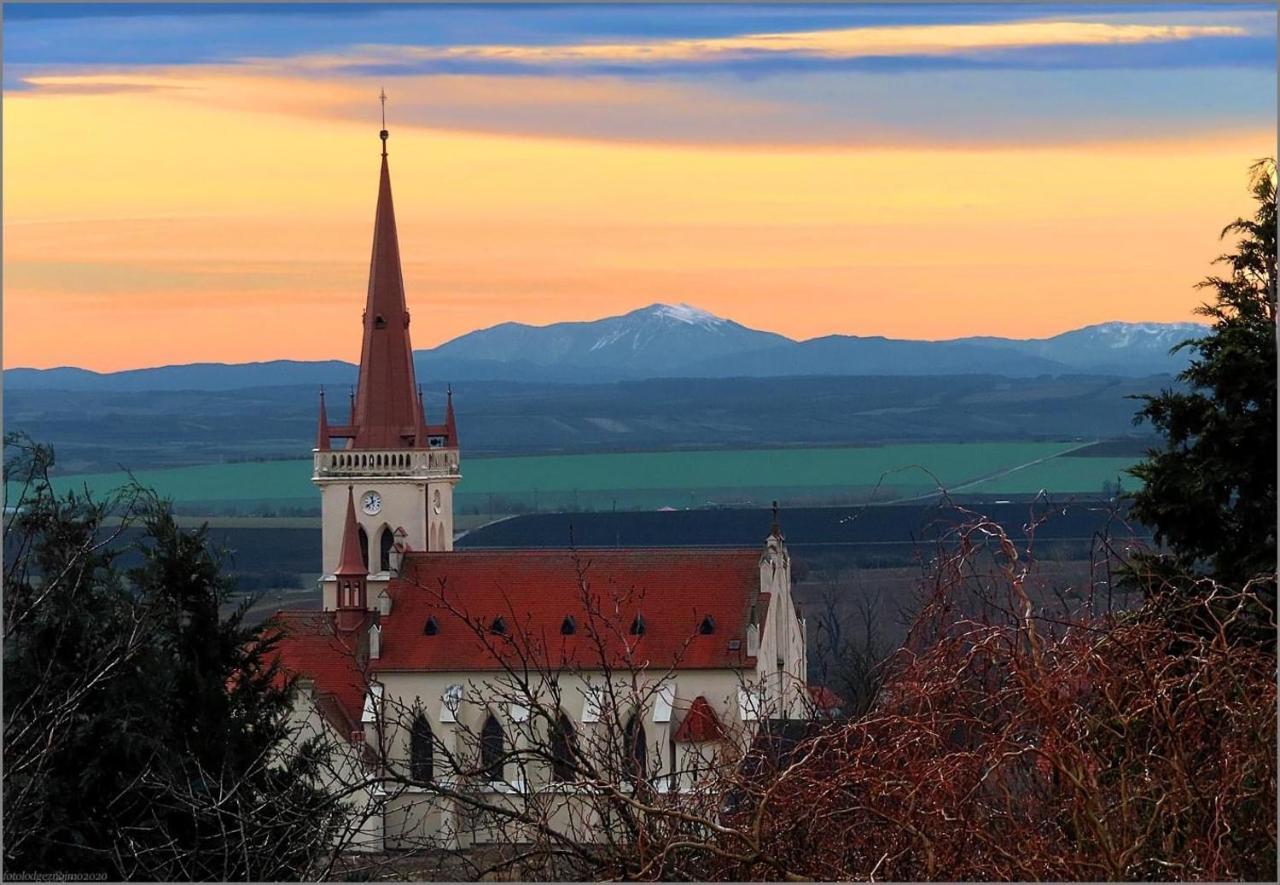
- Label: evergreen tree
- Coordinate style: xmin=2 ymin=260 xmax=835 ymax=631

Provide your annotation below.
xmin=3 ymin=434 xmax=347 ymax=880
xmin=1128 ymin=159 xmax=1277 ymax=619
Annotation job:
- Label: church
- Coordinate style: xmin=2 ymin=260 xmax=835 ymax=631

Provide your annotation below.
xmin=273 ymin=120 xmax=814 ymax=851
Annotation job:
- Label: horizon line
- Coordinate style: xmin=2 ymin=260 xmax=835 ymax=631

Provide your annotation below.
xmin=4 ymin=307 xmax=1207 ymax=375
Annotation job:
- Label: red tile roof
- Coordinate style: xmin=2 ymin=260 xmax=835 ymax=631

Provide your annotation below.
xmin=270 ymin=610 xmax=370 ymax=733
xmin=672 ymin=695 xmax=727 ymax=743
xmin=807 ymin=684 xmax=845 ymax=713
xmin=377 ymin=548 xmax=762 ymax=671
xmin=273 ymin=548 xmax=765 ymax=740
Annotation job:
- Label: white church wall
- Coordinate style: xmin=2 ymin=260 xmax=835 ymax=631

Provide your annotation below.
xmin=316 ymin=477 xmax=432 ymax=578
xmin=366 ymin=667 xmax=753 ymax=846
xmin=283 ymin=681 xmax=386 ymax=853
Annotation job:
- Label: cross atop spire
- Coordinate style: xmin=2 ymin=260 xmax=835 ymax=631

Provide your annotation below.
xmin=379 ymin=88 xmax=389 ymax=156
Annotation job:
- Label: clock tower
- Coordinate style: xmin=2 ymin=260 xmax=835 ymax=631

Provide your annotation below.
xmin=312 ymin=116 xmax=460 ymax=612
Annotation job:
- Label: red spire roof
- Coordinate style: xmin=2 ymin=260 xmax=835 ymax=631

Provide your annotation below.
xmin=351 ymin=145 xmax=420 ymax=449
xmin=335 ymin=486 xmax=367 ymax=577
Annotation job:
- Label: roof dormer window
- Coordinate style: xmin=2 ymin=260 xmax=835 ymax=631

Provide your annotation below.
xmin=374 ymin=314 xmax=387 ymax=329
xmin=629 ymin=614 xmax=646 ymax=636
xmin=490 ymin=616 xmax=507 ymax=635
xmin=423 ymin=615 xmax=439 ymax=636
xmin=698 ymin=615 xmax=716 ymax=635
xmin=560 ymin=616 xmax=576 ymax=635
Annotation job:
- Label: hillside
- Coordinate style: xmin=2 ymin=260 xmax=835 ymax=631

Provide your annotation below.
xmin=4 ymin=374 xmax=1170 ymax=475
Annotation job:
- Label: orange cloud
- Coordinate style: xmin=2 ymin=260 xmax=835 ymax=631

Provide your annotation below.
xmin=3 ymin=63 xmax=1269 ymax=372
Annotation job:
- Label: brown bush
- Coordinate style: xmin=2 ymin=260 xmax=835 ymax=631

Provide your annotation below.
xmin=712 ymin=519 xmax=1277 ymax=881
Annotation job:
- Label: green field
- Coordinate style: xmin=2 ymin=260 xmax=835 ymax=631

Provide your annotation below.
xmin=963 ymin=457 xmax=1140 ymax=494
xmin=7 ymin=442 xmax=1141 ymax=515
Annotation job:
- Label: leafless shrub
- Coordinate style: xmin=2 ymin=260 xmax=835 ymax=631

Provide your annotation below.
xmin=704 ymin=517 xmax=1277 ymax=881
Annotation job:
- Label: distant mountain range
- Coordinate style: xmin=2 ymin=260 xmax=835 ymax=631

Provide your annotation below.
xmin=5 ymin=304 xmax=1205 ymax=392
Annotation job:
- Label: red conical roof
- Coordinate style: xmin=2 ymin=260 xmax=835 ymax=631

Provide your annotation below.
xmin=335 ymin=487 xmax=367 ymax=577
xmin=351 ymin=146 xmax=420 ymax=449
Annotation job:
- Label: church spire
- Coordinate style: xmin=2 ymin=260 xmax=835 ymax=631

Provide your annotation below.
xmin=351 ymin=98 xmax=421 ymax=449
xmin=334 ymin=486 xmax=370 ymax=635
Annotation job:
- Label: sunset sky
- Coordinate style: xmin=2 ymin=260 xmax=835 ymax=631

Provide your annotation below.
xmin=4 ymin=2 xmax=1275 ymax=371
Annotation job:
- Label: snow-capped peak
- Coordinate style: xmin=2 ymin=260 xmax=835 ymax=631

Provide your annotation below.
xmin=647 ymin=303 xmax=725 ymax=327
xmin=1077 ymin=321 xmax=1207 ymax=349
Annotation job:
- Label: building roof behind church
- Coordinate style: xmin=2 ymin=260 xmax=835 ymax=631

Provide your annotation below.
xmin=378 ymin=548 xmax=762 ymax=671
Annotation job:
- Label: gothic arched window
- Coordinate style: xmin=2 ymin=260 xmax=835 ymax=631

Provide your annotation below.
xmin=379 ymin=527 xmax=394 ymax=572
xmin=357 ymin=526 xmax=369 ymax=571
xmin=480 ymin=713 xmax=505 ymax=782
xmin=551 ymin=713 xmax=578 ymax=782
xmin=624 ymin=714 xmax=647 ymax=782
xmin=410 ymin=714 xmax=433 ymax=783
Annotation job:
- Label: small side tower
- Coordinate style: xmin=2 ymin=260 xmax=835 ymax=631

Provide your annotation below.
xmin=334 ymin=486 xmax=370 ymax=634
xmin=313 ymin=108 xmax=461 ymax=615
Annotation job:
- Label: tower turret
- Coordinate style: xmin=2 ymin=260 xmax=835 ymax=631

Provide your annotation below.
xmin=444 ymin=384 xmax=458 ymax=446
xmin=316 ymin=389 xmax=331 ymax=452
xmin=335 ymin=487 xmax=370 ymax=633
xmin=416 ymin=387 xmax=429 ymax=449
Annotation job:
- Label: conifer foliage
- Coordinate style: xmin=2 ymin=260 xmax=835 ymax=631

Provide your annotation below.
xmin=1129 ymin=159 xmax=1277 ymax=592
xmin=2 ymin=433 xmax=344 ymax=880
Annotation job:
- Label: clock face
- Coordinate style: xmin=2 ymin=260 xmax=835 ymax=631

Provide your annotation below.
xmin=432 ymin=489 xmax=442 ymax=514
xmin=361 ymin=491 xmax=382 ymax=515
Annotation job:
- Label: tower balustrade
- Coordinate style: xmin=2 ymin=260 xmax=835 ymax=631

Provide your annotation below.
xmin=313 ymin=448 xmax=460 ymax=480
